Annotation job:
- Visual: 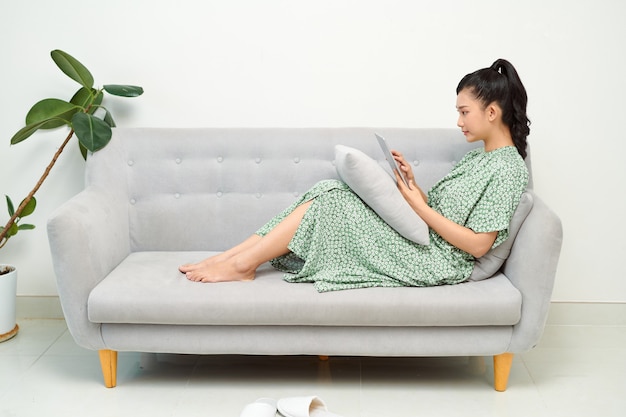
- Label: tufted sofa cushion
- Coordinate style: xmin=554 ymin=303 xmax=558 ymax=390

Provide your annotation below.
xmin=88 ymin=251 xmax=522 ymax=327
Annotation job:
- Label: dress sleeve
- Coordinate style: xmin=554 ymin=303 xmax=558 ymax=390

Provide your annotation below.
xmin=466 ymin=169 xmax=527 ymax=248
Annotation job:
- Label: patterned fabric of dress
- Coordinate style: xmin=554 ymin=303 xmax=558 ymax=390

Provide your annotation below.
xmin=255 ymin=146 xmax=528 ymax=292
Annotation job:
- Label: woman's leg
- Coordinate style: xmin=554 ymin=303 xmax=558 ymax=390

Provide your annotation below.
xmin=184 ymin=201 xmax=312 ymax=283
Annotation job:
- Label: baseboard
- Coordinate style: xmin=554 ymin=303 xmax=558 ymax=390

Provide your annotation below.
xmin=15 ymin=296 xmax=626 ymax=326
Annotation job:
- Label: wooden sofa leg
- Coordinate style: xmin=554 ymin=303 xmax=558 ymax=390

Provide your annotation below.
xmin=493 ymin=353 xmax=514 ymax=392
xmin=318 ymin=355 xmax=329 ymax=361
xmin=98 ymin=349 xmax=118 ymax=388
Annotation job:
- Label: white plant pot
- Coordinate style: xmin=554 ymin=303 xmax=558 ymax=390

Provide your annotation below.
xmin=0 ymin=264 xmax=19 ymax=342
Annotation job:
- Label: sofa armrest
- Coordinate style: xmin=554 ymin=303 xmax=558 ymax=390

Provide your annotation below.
xmin=47 ymin=185 xmax=131 ymax=350
xmin=503 ymin=192 xmax=563 ymax=352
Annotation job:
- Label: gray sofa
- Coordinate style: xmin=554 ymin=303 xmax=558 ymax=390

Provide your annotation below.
xmin=47 ymin=128 xmax=562 ymax=391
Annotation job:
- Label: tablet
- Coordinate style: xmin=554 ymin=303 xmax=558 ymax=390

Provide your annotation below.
xmin=375 ymin=133 xmax=409 ymax=187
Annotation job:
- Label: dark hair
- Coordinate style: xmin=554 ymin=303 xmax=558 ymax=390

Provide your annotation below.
xmin=456 ymin=59 xmax=530 ymax=159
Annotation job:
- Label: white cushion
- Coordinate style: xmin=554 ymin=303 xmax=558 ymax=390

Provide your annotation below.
xmin=334 ymin=145 xmax=429 ymax=245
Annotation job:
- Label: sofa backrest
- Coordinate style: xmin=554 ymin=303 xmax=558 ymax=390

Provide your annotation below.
xmin=85 ymin=128 xmax=529 ymax=252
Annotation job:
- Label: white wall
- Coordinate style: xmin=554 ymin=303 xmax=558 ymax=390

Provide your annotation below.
xmin=1 ymin=0 xmax=624 ymax=302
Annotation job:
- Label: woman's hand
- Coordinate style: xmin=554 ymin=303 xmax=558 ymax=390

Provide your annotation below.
xmin=392 ymin=150 xmax=428 ymax=203
xmin=394 ymin=169 xmax=427 ymax=211
xmin=391 ymin=150 xmax=415 ymax=185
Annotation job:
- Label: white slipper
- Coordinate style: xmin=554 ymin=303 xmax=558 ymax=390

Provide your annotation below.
xmin=277 ymin=396 xmax=343 ymax=417
xmin=240 ymin=397 xmax=277 ymax=417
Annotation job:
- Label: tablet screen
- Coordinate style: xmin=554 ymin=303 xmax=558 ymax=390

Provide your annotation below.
xmin=375 ymin=133 xmax=409 ymax=187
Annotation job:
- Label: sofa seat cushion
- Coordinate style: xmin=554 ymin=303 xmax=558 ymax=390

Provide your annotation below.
xmin=88 ymin=251 xmax=522 ymax=327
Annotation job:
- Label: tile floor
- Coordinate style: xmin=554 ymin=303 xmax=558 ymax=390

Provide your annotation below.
xmin=0 ymin=319 xmax=624 ymax=417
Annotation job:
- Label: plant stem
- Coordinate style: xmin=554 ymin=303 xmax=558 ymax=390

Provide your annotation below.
xmin=0 ymin=129 xmax=75 ymax=249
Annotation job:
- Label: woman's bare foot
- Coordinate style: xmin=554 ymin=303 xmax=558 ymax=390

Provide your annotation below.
xmin=184 ymin=256 xmax=256 ymax=283
xmin=179 ymin=253 xmax=230 ymax=273
xmin=179 ymin=235 xmax=262 ymax=274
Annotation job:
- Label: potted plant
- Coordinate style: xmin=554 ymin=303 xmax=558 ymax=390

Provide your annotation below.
xmin=0 ymin=49 xmax=143 ymax=342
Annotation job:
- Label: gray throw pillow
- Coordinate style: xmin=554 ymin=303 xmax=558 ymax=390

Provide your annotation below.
xmin=469 ymin=192 xmax=533 ymax=281
xmin=335 ymin=145 xmax=429 ymax=245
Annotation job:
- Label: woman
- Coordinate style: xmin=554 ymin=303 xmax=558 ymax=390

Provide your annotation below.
xmin=179 ymin=59 xmax=530 ymax=292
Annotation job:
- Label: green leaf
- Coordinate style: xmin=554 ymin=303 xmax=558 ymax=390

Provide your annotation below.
xmin=18 ymin=224 xmax=36 ymax=231
xmin=51 ymin=50 xmax=94 ymax=89
xmin=72 ymin=112 xmax=112 ymax=152
xmin=19 ymin=197 xmax=36 ymax=218
xmin=103 ymin=84 xmax=144 ymax=97
xmin=70 ymin=87 xmax=103 ymax=111
xmin=85 ymin=105 xmax=116 ymax=127
xmin=78 ymin=140 xmax=88 ymax=160
xmin=6 ymin=195 xmax=14 ymax=216
xmin=25 ymin=98 xmax=79 ymax=129
xmin=7 ymin=223 xmax=18 ymax=237
xmin=102 ymin=108 xmax=116 ymax=127
xmin=10 ymin=118 xmax=67 ymax=145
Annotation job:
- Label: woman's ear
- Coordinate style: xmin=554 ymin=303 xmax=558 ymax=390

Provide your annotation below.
xmin=486 ymin=102 xmax=501 ymax=122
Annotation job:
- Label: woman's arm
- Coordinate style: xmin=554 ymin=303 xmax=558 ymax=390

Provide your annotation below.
xmin=390 ymin=154 xmax=497 ymax=258
xmin=396 ymin=171 xmax=496 ymax=257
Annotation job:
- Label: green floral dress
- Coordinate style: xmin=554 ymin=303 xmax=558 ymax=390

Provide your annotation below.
xmin=256 ymin=146 xmax=529 ymax=292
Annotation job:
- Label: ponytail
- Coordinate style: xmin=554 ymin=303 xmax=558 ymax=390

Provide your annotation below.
xmin=456 ymin=59 xmax=530 ymax=159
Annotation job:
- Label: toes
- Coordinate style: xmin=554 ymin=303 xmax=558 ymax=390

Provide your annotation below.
xmin=185 ymin=272 xmax=201 ymax=282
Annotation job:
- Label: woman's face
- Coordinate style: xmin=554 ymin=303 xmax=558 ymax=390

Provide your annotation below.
xmin=456 ymin=88 xmax=490 ymax=143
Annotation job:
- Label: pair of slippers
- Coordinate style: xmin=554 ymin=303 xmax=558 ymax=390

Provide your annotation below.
xmin=240 ymin=396 xmax=343 ymax=417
